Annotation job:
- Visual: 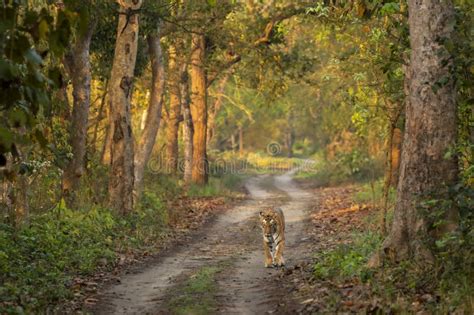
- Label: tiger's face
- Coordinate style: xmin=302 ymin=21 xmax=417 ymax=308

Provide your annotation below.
xmin=259 ymin=211 xmax=277 ymax=240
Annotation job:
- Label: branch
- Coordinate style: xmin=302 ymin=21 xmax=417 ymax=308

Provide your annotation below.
xmin=207 ymin=54 xmax=241 ymax=88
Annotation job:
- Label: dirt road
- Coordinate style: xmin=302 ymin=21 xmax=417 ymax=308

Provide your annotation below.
xmin=93 ymin=171 xmax=314 ymax=314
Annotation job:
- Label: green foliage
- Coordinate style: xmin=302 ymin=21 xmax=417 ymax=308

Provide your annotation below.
xmin=425 ymin=184 xmax=474 ymax=309
xmin=296 ymin=150 xmax=383 ymax=187
xmin=313 ymin=231 xmax=383 ymax=280
xmin=186 ymin=174 xmax=243 ymax=197
xmin=353 ymin=179 xmax=396 ymax=205
xmin=0 ymin=1 xmax=73 ymax=157
xmin=0 ymin=198 xmax=169 ymax=313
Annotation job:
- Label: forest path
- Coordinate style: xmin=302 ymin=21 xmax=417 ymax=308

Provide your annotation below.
xmin=93 ymin=171 xmax=314 ymax=314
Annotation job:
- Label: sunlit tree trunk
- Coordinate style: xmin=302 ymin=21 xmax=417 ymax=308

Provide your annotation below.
xmin=90 ymin=79 xmax=108 ymax=156
xmin=181 ymin=67 xmax=193 ymax=184
xmin=382 ymin=0 xmax=458 ymax=263
xmin=230 ymin=133 xmax=236 ymax=152
xmin=189 ymin=33 xmax=208 ymax=184
xmin=165 ymin=41 xmax=181 ymax=174
xmin=207 ymin=72 xmax=231 ymax=144
xmin=390 ymin=127 xmax=402 ymax=187
xmin=134 ymin=30 xmax=166 ymax=200
xmin=101 ymin=112 xmax=113 ymax=165
xmin=238 ymin=125 xmax=244 ymax=157
xmin=62 ymin=20 xmax=96 ymax=208
xmin=108 ymin=0 xmax=142 ymax=215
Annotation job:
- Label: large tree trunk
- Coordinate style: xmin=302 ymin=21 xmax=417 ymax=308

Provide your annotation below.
xmin=133 ymin=31 xmax=166 ymax=200
xmin=62 ymin=20 xmax=96 ymax=208
xmin=189 ymin=33 xmax=208 ymax=184
xmin=165 ymin=41 xmax=182 ymax=174
xmin=382 ymin=0 xmax=458 ymax=263
xmin=108 ymin=0 xmax=142 ymax=215
xmin=180 ymin=67 xmax=193 ymax=184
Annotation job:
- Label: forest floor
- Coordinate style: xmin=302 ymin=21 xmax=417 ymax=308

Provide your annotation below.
xmin=86 ymin=171 xmax=379 ymax=314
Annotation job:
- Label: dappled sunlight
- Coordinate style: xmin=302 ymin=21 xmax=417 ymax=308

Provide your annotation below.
xmin=0 ymin=0 xmax=472 ymax=313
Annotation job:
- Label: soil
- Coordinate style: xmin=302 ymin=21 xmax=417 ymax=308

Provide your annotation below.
xmin=89 ymin=171 xmax=317 ymax=314
xmin=89 ymin=171 xmax=378 ymax=314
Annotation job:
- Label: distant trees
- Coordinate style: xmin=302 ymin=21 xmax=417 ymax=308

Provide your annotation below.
xmin=134 ymin=27 xmax=166 ymax=199
xmin=0 ymin=0 xmax=468 ymax=239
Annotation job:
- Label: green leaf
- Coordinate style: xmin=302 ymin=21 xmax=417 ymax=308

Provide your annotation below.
xmin=24 ymin=49 xmax=43 ymax=65
xmin=34 ymin=129 xmax=48 ymax=148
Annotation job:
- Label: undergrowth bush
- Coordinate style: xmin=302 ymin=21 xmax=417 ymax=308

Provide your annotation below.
xmin=296 ymin=150 xmax=383 ymax=187
xmin=186 ymin=174 xmax=244 ymax=197
xmin=313 ymin=231 xmax=383 ymax=281
xmin=313 ymin=183 xmax=473 ymax=313
xmin=0 ymin=196 xmax=169 ymax=313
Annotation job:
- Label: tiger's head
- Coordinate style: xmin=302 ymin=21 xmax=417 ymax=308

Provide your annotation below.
xmin=259 ymin=209 xmax=278 ymax=239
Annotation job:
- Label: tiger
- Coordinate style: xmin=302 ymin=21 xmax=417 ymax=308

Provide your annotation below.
xmin=259 ymin=207 xmax=285 ymax=268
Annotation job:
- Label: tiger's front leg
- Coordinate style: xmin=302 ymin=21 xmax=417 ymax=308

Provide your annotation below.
xmin=274 ymin=239 xmax=285 ymax=267
xmin=263 ymin=239 xmax=273 ymax=268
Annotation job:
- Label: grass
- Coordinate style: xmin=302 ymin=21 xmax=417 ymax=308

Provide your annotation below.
xmin=313 ymin=231 xmax=383 ymax=281
xmin=0 ymin=192 xmax=171 ymax=313
xmin=186 ymin=173 xmax=246 ymax=198
xmin=353 ymin=179 xmax=396 ymax=205
xmin=311 ymin=183 xmax=474 ymax=313
xmin=294 ymin=151 xmax=383 ymax=187
xmin=169 ymin=266 xmax=220 ymax=315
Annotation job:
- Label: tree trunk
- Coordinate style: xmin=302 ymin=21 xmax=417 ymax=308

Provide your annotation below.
xmin=108 ymin=0 xmax=142 ymax=215
xmin=62 ymin=20 xmax=96 ymax=208
xmin=238 ymin=125 xmax=244 ymax=157
xmin=207 ymin=72 xmax=231 ymax=144
xmin=133 ymin=31 xmax=166 ymax=200
xmin=101 ymin=120 xmax=112 ymax=165
xmin=382 ymin=0 xmax=458 ymax=263
xmin=380 ymin=123 xmax=395 ymax=235
xmin=165 ymin=41 xmax=182 ymax=174
xmin=390 ymin=127 xmax=402 ymax=187
xmin=285 ymin=130 xmax=295 ymax=158
xmin=90 ymin=79 xmax=108 ymax=156
xmin=180 ymin=67 xmax=193 ymax=184
xmin=230 ymin=133 xmax=236 ymax=152
xmin=189 ymin=33 xmax=208 ymax=185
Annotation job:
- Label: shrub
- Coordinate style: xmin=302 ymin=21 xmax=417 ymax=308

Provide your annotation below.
xmin=0 ymin=194 xmax=169 ymax=313
xmin=313 ymin=231 xmax=383 ymax=280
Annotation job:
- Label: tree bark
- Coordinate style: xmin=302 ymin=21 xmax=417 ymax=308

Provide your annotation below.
xmin=207 ymin=71 xmax=231 ymax=144
xmin=165 ymin=41 xmax=182 ymax=174
xmin=133 ymin=31 xmax=166 ymax=200
xmin=108 ymin=0 xmax=142 ymax=215
xmin=238 ymin=125 xmax=244 ymax=157
xmin=90 ymin=79 xmax=108 ymax=156
xmin=62 ymin=20 xmax=96 ymax=208
xmin=189 ymin=33 xmax=208 ymax=184
xmin=382 ymin=0 xmax=458 ymax=263
xmin=180 ymin=66 xmax=193 ymax=184
xmin=101 ymin=120 xmax=112 ymax=165
xmin=390 ymin=127 xmax=402 ymax=187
